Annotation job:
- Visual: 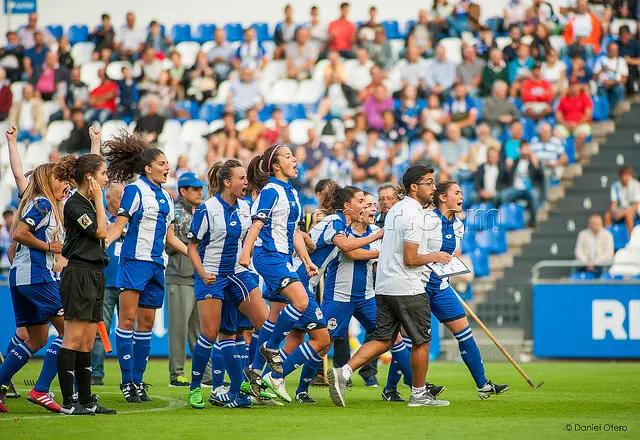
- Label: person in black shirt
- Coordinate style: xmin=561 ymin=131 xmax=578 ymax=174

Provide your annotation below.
xmin=53 ymin=153 xmax=115 ymax=415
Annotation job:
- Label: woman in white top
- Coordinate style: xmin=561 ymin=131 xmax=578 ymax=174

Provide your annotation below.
xmin=541 ymin=48 xmax=567 ymax=96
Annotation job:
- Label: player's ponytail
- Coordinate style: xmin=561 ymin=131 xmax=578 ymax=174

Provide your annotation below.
xmin=207 ymin=158 xmax=243 ymax=196
xmin=320 ymin=183 xmax=362 ymax=215
xmin=54 ymin=154 xmax=105 ymax=186
xmin=104 ymin=131 xmax=164 ymax=182
xmin=247 ymin=144 xmax=285 ymax=191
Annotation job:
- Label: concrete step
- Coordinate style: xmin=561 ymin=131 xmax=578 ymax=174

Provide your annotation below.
xmin=507 ymin=229 xmax=532 ymax=247
xmin=489 ymin=253 xmax=514 ymax=272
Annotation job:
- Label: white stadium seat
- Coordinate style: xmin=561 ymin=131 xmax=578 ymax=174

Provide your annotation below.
xmin=201 ymin=41 xmax=215 ymax=55
xmin=100 ymin=120 xmax=129 ymax=142
xmin=180 ymin=119 xmax=209 ymax=144
xmin=495 ymin=36 xmax=511 ymax=51
xmin=267 ymin=79 xmax=298 ymax=105
xmin=289 ymin=119 xmax=314 ymax=145
xmin=549 ymin=35 xmax=567 ymax=53
xmin=297 ymin=80 xmax=325 ymax=104
xmin=312 ymin=59 xmax=330 ymax=83
xmin=80 ymin=61 xmax=105 ymax=91
xmin=261 ymin=60 xmax=286 ymax=87
xmin=208 ymin=119 xmax=225 ymax=133
xmin=44 ymin=120 xmax=74 ymax=147
xmin=176 ymin=41 xmax=201 ymax=68
xmin=389 ymin=40 xmax=405 ymax=57
xmin=439 ymin=37 xmax=462 ymax=64
xmin=627 ymin=226 xmax=640 ymax=250
xmin=106 ymin=61 xmax=133 ymax=81
xmin=70 ymin=41 xmax=96 ymax=66
xmin=610 ymin=19 xmax=637 ymax=36
xmin=609 ymin=248 xmax=640 ymax=277
xmin=213 ymin=80 xmax=231 ymax=104
xmin=10 ymin=81 xmax=25 ymax=103
xmin=344 ymin=60 xmax=372 ymax=91
xmin=262 ymin=41 xmax=276 ymax=60
xmin=158 ymin=119 xmax=183 ymax=145
xmin=43 ymin=101 xmax=60 ymax=123
xmin=0 ymin=141 xmax=26 ymax=168
xmin=25 ymin=141 xmax=53 ymax=169
xmin=520 ymin=35 xmax=534 ymax=46
xmin=235 ymin=119 xmax=250 ymax=131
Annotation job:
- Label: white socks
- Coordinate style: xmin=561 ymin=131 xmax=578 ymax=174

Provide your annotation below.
xmin=411 ymin=386 xmax=426 ymax=396
xmin=341 ymin=365 xmax=353 ymax=380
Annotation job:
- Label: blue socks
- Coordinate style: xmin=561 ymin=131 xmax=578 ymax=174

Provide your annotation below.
xmin=266 ymin=305 xmax=302 ymax=350
xmin=5 ymin=333 xmax=24 ymax=357
xmin=0 ymin=343 xmax=32 ymax=386
xmin=296 ymin=357 xmax=322 ymax=395
xmin=454 ymin=326 xmax=487 ymax=388
xmin=386 ymin=340 xmax=412 ymax=389
xmin=273 ymin=342 xmax=320 ymax=379
xmin=248 ymin=332 xmax=259 ymax=368
xmin=219 ymin=339 xmax=242 ymax=395
xmin=235 ymin=337 xmax=247 ymax=370
xmin=211 ymin=342 xmax=225 ymax=388
xmin=132 ymin=331 xmax=152 ymax=384
xmin=251 ymin=320 xmax=274 ymax=371
xmin=34 ymin=336 xmax=62 ymax=392
xmin=115 ymin=328 xmax=134 ymax=384
xmin=191 ymin=334 xmax=214 ymax=390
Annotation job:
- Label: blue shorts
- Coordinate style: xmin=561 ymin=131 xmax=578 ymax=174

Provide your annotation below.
xmin=116 ymin=258 xmax=166 ymax=309
xmin=252 ymin=247 xmax=299 ymax=302
xmin=293 ymin=293 xmax=327 ymax=332
xmin=237 ymin=311 xmax=253 ymax=331
xmin=427 ymin=285 xmax=466 ymax=323
xmin=322 ymin=298 xmax=377 ymax=339
xmin=194 ymin=271 xmax=259 ymax=306
xmin=10 ymin=281 xmax=63 ymax=327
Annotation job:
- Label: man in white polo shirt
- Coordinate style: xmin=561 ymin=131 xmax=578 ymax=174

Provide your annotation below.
xmin=328 ymin=165 xmax=451 ymax=408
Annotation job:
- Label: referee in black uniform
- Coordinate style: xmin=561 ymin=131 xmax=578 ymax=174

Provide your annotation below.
xmin=54 ymin=154 xmax=116 ymax=415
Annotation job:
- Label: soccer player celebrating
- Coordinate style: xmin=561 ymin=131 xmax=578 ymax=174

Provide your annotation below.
xmin=186 ymin=159 xmax=269 ymax=409
xmin=104 ymin=133 xmax=188 ymax=403
xmin=327 ymin=165 xmax=450 ymax=407
xmin=425 ymin=181 xmax=508 ymax=399
xmin=54 ymin=154 xmax=116 ymax=415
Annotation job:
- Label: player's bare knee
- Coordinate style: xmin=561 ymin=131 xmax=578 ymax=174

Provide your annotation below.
xmin=291 ymin=294 xmax=309 ymax=312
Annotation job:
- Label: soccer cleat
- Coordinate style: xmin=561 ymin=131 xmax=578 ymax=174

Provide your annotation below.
xmin=223 ymin=393 xmax=252 ymax=408
xmin=262 ymin=372 xmax=292 ymax=403
xmin=426 ymin=382 xmax=446 ymax=397
xmin=0 ymin=385 xmax=8 ymax=412
xmin=327 ymin=368 xmax=348 ymax=407
xmin=84 ymin=395 xmax=116 ymax=414
xmin=120 ymin=382 xmax=142 ymax=403
xmin=295 ymin=392 xmax=317 ymax=403
xmin=209 ymin=391 xmax=234 ymax=406
xmin=259 ymin=343 xmax=283 ymax=375
xmin=250 ymin=396 xmax=284 ymax=406
xmin=240 ymin=381 xmax=276 ymax=400
xmin=212 ymin=385 xmax=230 ymax=397
xmin=407 ymin=391 xmax=450 ymax=407
xmin=170 ymin=375 xmax=190 ymax=387
xmin=364 ymin=376 xmax=379 ymax=387
xmin=90 ymin=377 xmax=104 ymax=386
xmin=477 ymin=380 xmax=509 ymax=399
xmin=243 ymin=367 xmax=263 ymax=397
xmin=27 ymin=388 xmax=61 ymax=413
xmin=136 ymin=382 xmax=152 ymax=401
xmin=310 ymin=372 xmax=328 ymax=387
xmin=189 ymin=388 xmax=206 ymax=409
xmin=382 ymin=387 xmax=404 ymax=402
xmin=60 ymin=402 xmax=95 ymax=415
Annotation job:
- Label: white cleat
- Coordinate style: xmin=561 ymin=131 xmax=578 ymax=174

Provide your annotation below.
xmin=262 ymin=372 xmax=292 ymax=403
xmin=250 ymin=396 xmax=284 ymax=406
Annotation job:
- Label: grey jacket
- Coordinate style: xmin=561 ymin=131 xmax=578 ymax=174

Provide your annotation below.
xmin=166 ymin=197 xmax=195 ymax=285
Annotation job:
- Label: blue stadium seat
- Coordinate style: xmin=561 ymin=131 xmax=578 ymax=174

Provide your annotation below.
xmin=460 ymin=180 xmax=474 ymax=209
xmin=68 ymin=25 xmax=89 ymax=45
xmin=404 ymin=20 xmax=416 ymax=36
xmin=466 ymin=203 xmax=498 ymax=231
xmin=174 ymin=101 xmax=199 ymax=121
xmin=607 ymin=224 xmax=630 ymax=251
xmin=252 ymin=22 xmax=270 ymax=41
xmin=461 ymin=229 xmax=476 ymax=254
xmin=469 ymin=248 xmax=490 ymax=278
xmin=498 ymin=203 xmax=525 ymax=230
xmin=280 ymin=104 xmax=306 ymax=122
xmin=198 ymin=103 xmax=224 ymax=123
xmin=510 ymin=97 xmax=523 ymax=112
xmin=599 ymin=272 xmax=624 ymax=281
xmin=224 ymin=23 xmax=244 ymax=42
xmin=569 ymin=271 xmax=597 ymax=281
xmin=381 ymin=20 xmax=401 ymax=39
xmin=457 ymin=283 xmax=473 ymax=301
xmin=194 ymin=23 xmax=216 ymax=44
xmin=522 ymin=117 xmax=536 ymax=141
xmin=475 ymin=97 xmax=484 ymax=121
xmin=475 ymin=229 xmax=508 ymax=254
xmin=592 ymin=95 xmax=609 ymax=122
xmin=171 ymin=24 xmax=192 ymax=44
xmin=258 ymin=104 xmax=276 ymax=122
xmin=564 ymin=136 xmax=576 ymax=164
xmin=46 ymin=25 xmax=64 ymax=40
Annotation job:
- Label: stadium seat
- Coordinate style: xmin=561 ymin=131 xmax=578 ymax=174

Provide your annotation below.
xmin=70 ymin=41 xmax=95 ymax=66
xmin=598 ymin=272 xmax=624 ymax=281
xmin=224 ymin=23 xmax=244 ymax=42
xmin=68 ymin=24 xmax=89 ymax=45
xmin=627 ymin=226 xmax=640 ymax=249
xmin=297 ymin=80 xmax=325 ymax=105
xmin=0 ymin=141 xmax=26 ymax=168
xmin=389 ymin=39 xmax=405 ymax=57
xmin=258 ymin=104 xmax=277 ymax=121
xmin=251 ymin=22 xmax=270 ymax=41
xmin=235 ymin=119 xmax=250 ymax=131
xmin=194 ymin=23 xmax=216 ymax=44
xmin=495 ymin=36 xmax=511 ymax=50
xmin=311 ymin=59 xmax=330 ymax=83
xmin=212 ymin=80 xmax=231 ymax=104
xmin=24 ymin=141 xmax=53 ymax=169
xmin=267 ymin=79 xmax=299 ymax=105
xmin=610 ymin=19 xmax=637 ymax=36
xmin=208 ymin=119 xmax=225 ymax=133
xmin=344 ymin=59 xmax=372 ymax=90
xmin=262 ymin=41 xmax=276 ymax=60
xmin=105 ymin=61 xmax=133 ymax=81
xmin=174 ymin=101 xmax=199 ymax=121
xmin=549 ymin=35 xmax=566 ymax=53
xmin=100 ymin=120 xmax=128 ymax=142
xmin=461 ymin=229 xmax=476 ymax=254
xmin=201 ymin=40 xmax=215 ymax=55
xmin=158 ymin=119 xmax=182 ymax=145
xmin=469 ymin=248 xmax=490 ymax=278
xmin=466 ymin=203 xmax=498 ymax=231
xmin=180 ymin=119 xmax=209 ymax=144
xmin=46 ymin=25 xmax=64 ymax=40
xmin=10 ymin=81 xmax=25 ymax=103
xmin=175 ymin=41 xmax=201 ymax=67
xmin=564 ymin=136 xmax=576 ymax=164
xmin=438 ymin=38 xmax=462 ymax=64
xmin=522 ymin=117 xmax=536 ymax=141
xmin=498 ymin=203 xmax=525 ymax=230
xmin=43 ymin=101 xmax=60 ymax=123
xmin=171 ymin=24 xmax=193 ymax=44
xmin=609 ymin=248 xmax=640 ymax=277
xmin=607 ymin=224 xmax=630 ymax=251
xmin=381 ymin=20 xmax=401 ymax=39
xmin=280 ymin=103 xmax=306 ymax=122
xmin=404 ymin=20 xmax=415 ymax=36
xmin=568 ymin=271 xmax=597 ymax=281
xmin=289 ymin=119 xmax=314 ymax=145
xmin=80 ymin=61 xmax=105 ymax=91
xmin=198 ymin=102 xmax=224 ymax=123
xmin=261 ymin=60 xmax=287 ymax=87
xmin=592 ymin=96 xmax=609 ymax=122
xmin=44 ymin=120 xmax=74 ymax=147
xmin=475 ymin=229 xmax=508 ymax=254
xmin=460 ymin=180 xmax=474 ymax=209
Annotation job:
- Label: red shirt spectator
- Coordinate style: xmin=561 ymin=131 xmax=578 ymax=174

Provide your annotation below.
xmin=557 ymin=88 xmax=592 ymax=123
xmin=328 ymin=3 xmax=356 ymax=53
xmin=89 ymin=78 xmax=118 ymax=112
xmin=521 ymin=77 xmax=553 ymax=103
xmin=0 ymin=68 xmax=12 ymax=119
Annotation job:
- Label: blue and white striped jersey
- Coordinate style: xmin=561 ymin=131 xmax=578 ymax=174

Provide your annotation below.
xmin=188 ymin=194 xmax=252 ymax=276
xmin=251 ymin=177 xmax=302 ymax=255
xmin=10 ymin=196 xmax=62 ymax=286
xmin=117 ymin=176 xmax=175 ymax=267
xmin=296 ymin=212 xmax=347 ymax=295
xmin=325 ymin=224 xmax=380 ymax=302
xmin=421 ymin=208 xmax=464 ymax=291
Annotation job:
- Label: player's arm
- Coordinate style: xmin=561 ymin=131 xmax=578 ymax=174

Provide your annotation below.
xmin=166 ymin=224 xmax=188 ymax=256
xmin=89 ymin=125 xmax=102 ymax=155
xmin=343 ymin=248 xmax=379 ymax=261
xmin=5 ymin=127 xmax=28 ymax=195
xmin=6 ymin=241 xmax=16 ymax=263
xmin=403 ymin=241 xmax=451 ymax=266
xmin=294 ymin=228 xmax=318 ymax=276
xmin=333 ymin=229 xmax=384 ymax=253
xmin=238 ymin=219 xmax=263 ymax=268
xmin=13 ymin=222 xmax=61 ymax=253
xmin=301 ymin=231 xmax=316 ymax=253
xmin=53 ymin=254 xmax=68 ymax=272
xmin=105 ymin=216 xmax=129 ymax=248
xmin=187 ymin=240 xmax=215 ymax=285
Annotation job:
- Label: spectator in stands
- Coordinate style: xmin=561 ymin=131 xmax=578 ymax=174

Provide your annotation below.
xmin=457 ymin=43 xmax=486 ymax=96
xmin=85 ymin=68 xmax=118 ymax=123
xmin=363 ymin=84 xmax=393 ymax=131
xmin=421 ymin=93 xmax=445 ymax=137
xmin=274 ymin=4 xmax=297 ymax=60
xmin=379 ymin=110 xmax=406 ymax=159
xmin=530 ymin=23 xmax=552 ymax=61
xmin=307 ymin=5 xmax=328 ymax=50
xmin=521 ymin=62 xmax=554 ymax=122
xmin=314 ymin=51 xmax=357 ymax=121
xmin=605 ymin=165 xmax=640 ymax=235
xmin=530 ymin=122 xmax=568 ymax=198
xmin=541 ymin=48 xmax=567 ymax=97
xmin=52 ymin=67 xmax=89 ymax=122
xmin=562 ymin=0 xmax=602 ymax=56
xmin=227 ymin=67 xmax=262 ymax=120
xmin=209 ymin=111 xmax=240 ymax=159
xmin=346 ymin=47 xmax=375 ymax=91
xmin=17 ymin=13 xmax=55 ymax=50
xmin=234 ymin=27 xmax=267 ymax=70
xmin=472 ymin=147 xmax=509 ymax=205
xmin=556 ymin=76 xmax=592 ymax=155
xmin=475 ymin=25 xmax=496 ymax=61
xmin=567 ymin=52 xmax=592 ymax=85
xmin=424 ymin=44 xmax=457 ymax=99
xmin=374 ymin=183 xmax=400 ymax=228
xmin=58 ymin=108 xmax=91 ymax=153
xmin=482 ymin=80 xmax=520 ymax=138
xmin=327 ymin=2 xmax=357 ymax=59
xmin=304 ymin=127 xmax=330 ymax=186
xmin=30 ymin=51 xmax=67 ymax=101
xmin=116 ymin=66 xmax=139 ymax=120
xmin=406 ymin=9 xmax=433 ymax=58
xmin=410 ymin=128 xmax=441 ymax=167
xmin=502 ymin=25 xmax=522 ymax=63
xmin=447 ymin=0 xmax=477 ymax=38
xmin=508 ymin=43 xmax=534 ymax=84
xmin=286 ymin=27 xmax=318 ymax=80
xmin=574 ymin=214 xmax=615 ymax=275
xmin=531 ymin=0 xmax=561 ymax=30
xmin=357 ymin=6 xmax=379 ymax=45
xmin=399 ymin=46 xmax=428 ymax=95
xmin=57 ymin=36 xmax=74 ymax=72
xmin=502 ymin=142 xmax=544 ymax=227
xmin=439 ymin=123 xmax=472 ymax=181
xmin=145 ymin=20 xmax=171 ymax=57
xmin=135 ymin=46 xmax=163 ymax=85
xmin=0 ymin=68 xmax=12 ymax=121
xmin=481 ymin=48 xmax=508 ymax=96
xmin=238 ymin=107 xmax=265 ymax=152
xmin=352 ymin=128 xmax=388 ymax=183
xmin=207 ymin=29 xmax=234 ymax=82
xmin=444 ymin=83 xmax=478 ymax=139
xmin=167 ymin=51 xmax=185 ymax=82
xmin=395 ymin=85 xmax=421 ymax=140
xmin=185 ymin=51 xmax=216 ymax=103
xmin=503 ymin=0 xmax=529 ymax=31
xmin=135 ymin=95 xmax=166 ymax=143
xmin=593 ymin=41 xmax=629 ymax=120
xmin=0 ymin=31 xmax=24 ymax=82
xmin=358 ymin=66 xmax=387 ymax=102
xmin=326 ymin=141 xmax=353 ymax=186
xmin=364 ymin=26 xmax=395 ymax=71
xmin=89 ymin=14 xmax=115 ymax=55
xmin=115 ymin=12 xmax=146 ymax=62
xmin=8 ymin=83 xmax=44 ymax=143
xmin=501 ymin=120 xmax=525 ymax=168
xmin=617 ymin=25 xmax=640 ymax=95
xmin=23 ymin=31 xmax=49 ymax=72
xmin=468 ymin=122 xmax=501 ymax=172
xmin=0 ymin=208 xmax=14 ymax=271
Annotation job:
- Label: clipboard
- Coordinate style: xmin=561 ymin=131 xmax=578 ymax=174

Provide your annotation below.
xmin=426 ymin=256 xmax=471 ymax=277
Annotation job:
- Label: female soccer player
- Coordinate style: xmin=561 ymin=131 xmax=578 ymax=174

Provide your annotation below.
xmin=104 ymin=133 xmax=188 ymax=403
xmin=425 ymin=181 xmax=508 ymax=399
xmin=53 ymin=153 xmax=116 ymax=415
xmin=187 ymin=159 xmax=269 ymax=409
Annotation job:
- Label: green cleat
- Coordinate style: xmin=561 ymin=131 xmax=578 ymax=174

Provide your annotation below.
xmin=189 ymin=388 xmax=205 ymax=409
xmin=240 ymin=381 xmax=277 ymax=400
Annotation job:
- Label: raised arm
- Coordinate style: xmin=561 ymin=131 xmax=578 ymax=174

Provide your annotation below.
xmin=89 ymin=125 xmax=102 ymax=155
xmin=5 ymin=127 xmax=28 ymax=195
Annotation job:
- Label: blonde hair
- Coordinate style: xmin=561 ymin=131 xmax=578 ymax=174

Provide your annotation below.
xmin=14 ymin=163 xmax=64 ymax=238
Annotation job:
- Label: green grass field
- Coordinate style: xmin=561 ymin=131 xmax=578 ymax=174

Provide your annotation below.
xmin=2 ymin=359 xmax=639 ymax=440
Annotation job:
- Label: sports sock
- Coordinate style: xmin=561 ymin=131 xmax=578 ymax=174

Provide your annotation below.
xmin=296 ymin=358 xmax=322 ymax=395
xmin=248 ymin=332 xmax=259 ymax=367
xmin=5 ymin=332 xmax=24 ymax=357
xmin=210 ymin=342 xmax=225 ymax=388
xmin=250 ymin=320 xmax=274 ymax=371
xmin=115 ymin=328 xmax=134 ymax=384
xmin=386 ymin=340 xmax=411 ymax=389
xmin=402 ymin=336 xmax=413 ymax=386
xmin=266 ymin=305 xmax=302 ymax=350
xmin=132 ymin=331 xmax=152 ymax=384
xmin=454 ymin=326 xmax=487 ymax=388
xmin=235 ymin=337 xmax=247 ymax=370
xmin=34 ymin=336 xmax=62 ymax=392
xmin=191 ymin=334 xmax=214 ymax=390
xmin=273 ymin=342 xmax=320 ymax=379
xmin=75 ymin=351 xmax=92 ymax=405
xmin=0 ymin=343 xmax=32 ymax=386
xmin=340 ymin=364 xmax=353 ymax=380
xmin=57 ymin=347 xmax=76 ymax=406
xmin=219 ymin=340 xmax=242 ymax=395
xmin=411 ymin=385 xmax=426 ymax=396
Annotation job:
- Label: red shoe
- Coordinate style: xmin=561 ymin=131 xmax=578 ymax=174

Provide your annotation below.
xmin=27 ymin=388 xmax=61 ymax=413
xmin=0 ymin=385 xmax=8 ymax=412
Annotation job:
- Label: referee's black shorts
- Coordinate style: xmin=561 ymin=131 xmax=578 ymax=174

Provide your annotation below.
xmin=373 ymin=293 xmax=431 ymax=346
xmin=60 ymin=260 xmax=105 ymax=323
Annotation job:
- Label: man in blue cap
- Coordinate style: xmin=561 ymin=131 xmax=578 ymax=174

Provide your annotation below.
xmin=166 ymin=172 xmax=212 ymax=387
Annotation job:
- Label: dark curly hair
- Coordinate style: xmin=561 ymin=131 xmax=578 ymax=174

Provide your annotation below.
xmin=54 ymin=154 xmax=106 ymax=186
xmin=103 ymin=131 xmax=164 ymax=182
